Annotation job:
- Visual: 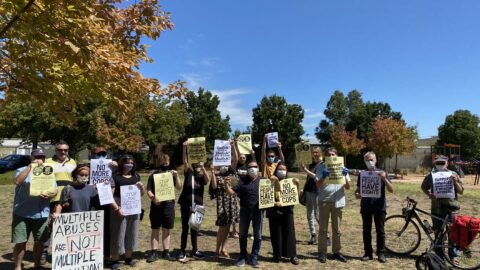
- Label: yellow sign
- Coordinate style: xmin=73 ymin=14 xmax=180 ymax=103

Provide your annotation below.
xmin=30 ymin=163 xmax=56 ymax=196
xmin=187 ymin=137 xmax=206 ymax=164
xmin=258 ymin=179 xmax=275 ymax=209
xmin=237 ymin=134 xmax=252 ymax=155
xmin=295 ymin=142 xmax=312 ymax=166
xmin=324 ymin=156 xmax=345 ymax=184
xmin=279 ymin=178 xmax=298 ymax=206
xmin=154 ymin=172 xmax=176 ymax=202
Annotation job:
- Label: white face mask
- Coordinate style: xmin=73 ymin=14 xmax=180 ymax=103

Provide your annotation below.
xmin=365 ymin=160 xmax=375 ymax=170
xmin=276 ymin=170 xmax=287 ymax=179
xmin=219 ymin=166 xmax=229 ymax=174
xmin=435 ymin=165 xmax=446 ymax=171
xmin=248 ymin=167 xmax=258 ymax=178
xmin=76 ymin=175 xmax=89 ymax=184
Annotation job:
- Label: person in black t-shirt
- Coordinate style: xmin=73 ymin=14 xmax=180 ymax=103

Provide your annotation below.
xmin=177 ymin=141 xmax=210 ymax=262
xmin=146 ymin=154 xmax=181 ymax=262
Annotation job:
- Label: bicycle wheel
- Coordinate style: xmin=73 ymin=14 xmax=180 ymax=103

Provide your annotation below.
xmin=385 ymin=215 xmax=421 ymax=255
xmin=441 ymin=229 xmax=480 ymax=270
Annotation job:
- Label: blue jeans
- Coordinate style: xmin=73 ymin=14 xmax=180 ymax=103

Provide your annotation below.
xmin=239 ymin=207 xmax=262 ymax=260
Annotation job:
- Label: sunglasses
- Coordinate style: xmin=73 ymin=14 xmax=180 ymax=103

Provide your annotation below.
xmin=267 ymin=155 xmax=275 ymax=158
xmin=56 ymin=148 xmax=68 ymax=152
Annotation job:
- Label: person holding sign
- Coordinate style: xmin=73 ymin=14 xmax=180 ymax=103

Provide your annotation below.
xmin=210 ymin=143 xmax=240 ymax=259
xmin=12 ymin=149 xmax=57 ymax=270
xmin=225 ymin=161 xmax=263 ymax=268
xmin=354 ymin=152 xmax=393 ymax=263
xmin=110 ymin=155 xmax=145 ymax=270
xmin=261 ymin=133 xmax=285 ymax=179
xmin=146 ymin=154 xmax=181 ymax=263
xmin=421 ymin=155 xmax=463 ymax=261
xmin=177 ymin=141 xmax=210 ymax=262
xmin=315 ymin=147 xmax=350 ymax=263
xmin=267 ymin=163 xmax=300 ymax=265
xmin=300 ymin=146 xmax=323 ymax=245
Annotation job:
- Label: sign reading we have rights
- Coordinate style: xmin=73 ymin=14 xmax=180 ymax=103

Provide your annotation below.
xmin=360 ymin=171 xmax=381 ymax=198
xmin=154 ymin=172 xmax=175 ymax=202
xmin=279 ymin=178 xmax=298 ymax=206
xmin=237 ymin=134 xmax=252 ymax=155
xmin=258 ymin=179 xmax=275 ymax=209
xmin=187 ymin=137 xmax=206 ymax=164
xmin=324 ymin=156 xmax=345 ymax=184
xmin=52 ymin=211 xmax=103 ymax=270
xmin=30 ymin=163 xmax=56 ymax=196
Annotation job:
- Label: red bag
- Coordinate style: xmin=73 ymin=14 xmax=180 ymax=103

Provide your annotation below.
xmin=450 ymin=214 xmax=480 ymax=250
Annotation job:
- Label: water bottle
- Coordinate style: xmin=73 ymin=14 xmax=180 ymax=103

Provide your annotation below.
xmin=423 ymin=220 xmax=433 ymax=234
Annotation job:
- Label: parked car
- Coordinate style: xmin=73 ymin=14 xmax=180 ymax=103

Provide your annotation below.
xmin=0 ymin=154 xmax=31 ymax=173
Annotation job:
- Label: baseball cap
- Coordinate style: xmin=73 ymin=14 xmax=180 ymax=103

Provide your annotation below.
xmin=31 ymin=149 xmax=46 ymax=157
xmin=434 ymin=155 xmax=448 ymax=162
xmin=94 ymin=147 xmax=107 ymax=154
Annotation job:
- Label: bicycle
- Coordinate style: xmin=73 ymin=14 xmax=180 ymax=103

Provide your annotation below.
xmin=384 ymin=197 xmax=480 ymax=270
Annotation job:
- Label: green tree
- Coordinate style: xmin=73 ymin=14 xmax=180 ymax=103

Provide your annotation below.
xmin=184 ymin=88 xmax=231 ymax=150
xmin=251 ymin=95 xmax=304 ymax=166
xmin=437 ymin=110 xmax=480 ymax=158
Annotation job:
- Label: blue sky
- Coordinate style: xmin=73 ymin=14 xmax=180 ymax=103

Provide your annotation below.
xmin=140 ymin=0 xmax=480 ymax=142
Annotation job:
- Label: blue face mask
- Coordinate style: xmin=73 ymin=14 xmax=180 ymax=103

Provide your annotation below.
xmin=267 ymin=157 xmax=275 ymax=163
xmin=123 ymin=163 xmax=134 ymax=172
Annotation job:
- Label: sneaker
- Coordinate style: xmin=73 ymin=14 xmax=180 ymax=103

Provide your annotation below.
xmin=236 ymin=258 xmax=246 ymax=267
xmin=290 ymin=256 xmax=300 ymax=265
xmin=318 ymin=253 xmax=327 ymax=263
xmin=378 ymin=253 xmax=386 ymax=263
xmin=361 ymin=254 xmax=373 ymax=261
xmin=333 ymin=253 xmax=347 ymax=263
xmin=192 ymin=250 xmax=205 ymax=259
xmin=146 ymin=251 xmax=158 ymax=263
xmin=125 ymin=258 xmax=137 ymax=267
xmin=250 ymin=257 xmax=260 ymax=268
xmin=177 ymin=251 xmax=187 ymax=262
xmin=308 ymin=234 xmax=316 ymax=245
xmin=163 ymin=251 xmax=175 ymax=261
xmin=250 ymin=235 xmax=254 ymax=240
xmin=111 ymin=261 xmax=120 ymax=270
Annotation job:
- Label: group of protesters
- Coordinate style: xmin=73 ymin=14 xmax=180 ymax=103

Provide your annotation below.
xmin=12 ymin=136 xmax=464 ymax=270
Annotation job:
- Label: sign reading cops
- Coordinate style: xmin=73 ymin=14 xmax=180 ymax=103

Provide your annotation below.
xmin=279 ymin=178 xmax=299 ymax=206
xmin=90 ymin=159 xmax=112 ymax=185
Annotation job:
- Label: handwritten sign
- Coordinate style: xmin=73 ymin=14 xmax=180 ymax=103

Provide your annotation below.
xmin=90 ymin=159 xmax=112 ymax=185
xmin=213 ymin=140 xmax=231 ymax=166
xmin=266 ymin=132 xmax=279 ymax=148
xmin=279 ymin=178 xmax=299 ymax=206
xmin=187 ymin=137 xmax=206 ymax=164
xmin=52 ymin=211 xmax=103 ymax=270
xmin=30 ymin=163 xmax=56 ymax=196
xmin=153 ymin=172 xmax=175 ymax=202
xmin=96 ymin=182 xmax=114 ymax=205
xmin=324 ymin=156 xmax=345 ymax=184
xmin=360 ymin=171 xmax=381 ymax=198
xmin=295 ymin=142 xmax=312 ymax=166
xmin=432 ymin=171 xmax=455 ymax=199
xmin=120 ymin=185 xmax=141 ymax=215
xmin=237 ymin=134 xmax=252 ymax=155
xmin=258 ymin=179 xmax=275 ymax=209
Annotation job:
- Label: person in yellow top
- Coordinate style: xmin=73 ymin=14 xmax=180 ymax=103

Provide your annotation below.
xmin=41 ymin=140 xmax=77 ymax=265
xmin=261 ymin=134 xmax=285 ymax=178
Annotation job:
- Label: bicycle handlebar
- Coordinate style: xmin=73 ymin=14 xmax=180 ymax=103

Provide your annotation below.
xmin=406 ymin=197 xmax=417 ymax=205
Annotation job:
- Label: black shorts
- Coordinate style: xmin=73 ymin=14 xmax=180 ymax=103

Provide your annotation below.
xmin=149 ymin=201 xmax=175 ymax=229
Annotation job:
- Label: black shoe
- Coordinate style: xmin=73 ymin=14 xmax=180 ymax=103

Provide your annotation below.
xmin=290 ymin=256 xmax=300 ymax=265
xmin=163 ymin=251 xmax=175 ymax=261
xmin=308 ymin=234 xmax=316 ymax=245
xmin=177 ymin=251 xmax=187 ymax=262
xmin=146 ymin=251 xmax=158 ymax=263
xmin=333 ymin=253 xmax=347 ymax=263
xmin=111 ymin=261 xmax=120 ymax=270
xmin=192 ymin=250 xmax=205 ymax=259
xmin=40 ymin=254 xmax=47 ymax=266
xmin=125 ymin=258 xmax=137 ymax=267
xmin=361 ymin=254 xmax=373 ymax=261
xmin=378 ymin=253 xmax=386 ymax=263
xmin=272 ymin=255 xmax=280 ymax=263
xmin=318 ymin=253 xmax=327 ymax=263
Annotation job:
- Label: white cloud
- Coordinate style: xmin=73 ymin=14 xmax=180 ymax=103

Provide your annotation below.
xmin=186 ymin=57 xmax=220 ymax=68
xmin=305 ymin=112 xmax=325 ymax=119
xmin=180 ymin=73 xmax=208 ymax=89
xmin=211 ymin=88 xmax=253 ymax=127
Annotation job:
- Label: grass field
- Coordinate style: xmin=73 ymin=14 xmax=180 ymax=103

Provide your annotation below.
xmin=0 ymin=171 xmax=478 ymax=270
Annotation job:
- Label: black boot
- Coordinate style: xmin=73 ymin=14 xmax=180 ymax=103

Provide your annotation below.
xmin=308 ymin=234 xmax=316 ymax=245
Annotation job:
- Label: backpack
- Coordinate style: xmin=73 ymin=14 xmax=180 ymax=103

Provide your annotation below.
xmin=416 ymin=252 xmax=449 ymax=270
xmin=450 ymin=214 xmax=480 ymax=250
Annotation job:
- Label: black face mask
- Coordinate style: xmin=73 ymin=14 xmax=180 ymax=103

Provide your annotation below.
xmin=159 ymin=165 xmax=170 ymax=172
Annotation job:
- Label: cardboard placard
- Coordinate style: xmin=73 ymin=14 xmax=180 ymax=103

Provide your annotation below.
xmin=153 ymin=172 xmax=176 ymax=202
xmin=213 ymin=140 xmax=231 ymax=166
xmin=30 ymin=163 xmax=56 ymax=196
xmin=266 ymin=132 xmax=279 ymax=148
xmin=360 ymin=171 xmax=381 ymax=198
xmin=324 ymin=156 xmax=346 ymax=184
xmin=187 ymin=137 xmax=206 ymax=164
xmin=120 ymin=185 xmax=141 ymax=215
xmin=237 ymin=134 xmax=252 ymax=155
xmin=279 ymin=178 xmax=299 ymax=206
xmin=295 ymin=142 xmax=312 ymax=166
xmin=89 ymin=159 xmax=112 ymax=185
xmin=432 ymin=171 xmax=455 ymax=199
xmin=96 ymin=182 xmax=114 ymax=205
xmin=258 ymin=179 xmax=275 ymax=209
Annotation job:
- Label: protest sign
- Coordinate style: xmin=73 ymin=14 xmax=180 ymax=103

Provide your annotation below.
xmin=187 ymin=137 xmax=206 ymax=164
xmin=295 ymin=142 xmax=312 ymax=166
xmin=266 ymin=132 xmax=279 ymax=148
xmin=279 ymin=178 xmax=299 ymax=206
xmin=96 ymin=182 xmax=114 ymax=205
xmin=237 ymin=134 xmax=252 ymax=155
xmin=324 ymin=156 xmax=346 ymax=184
xmin=89 ymin=159 xmax=112 ymax=185
xmin=52 ymin=211 xmax=103 ymax=270
xmin=30 ymin=163 xmax=56 ymax=196
xmin=154 ymin=172 xmax=176 ymax=202
xmin=432 ymin=171 xmax=455 ymax=199
xmin=213 ymin=140 xmax=231 ymax=166
xmin=360 ymin=171 xmax=381 ymax=198
xmin=120 ymin=185 xmax=141 ymax=215
xmin=258 ymin=179 xmax=275 ymax=209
